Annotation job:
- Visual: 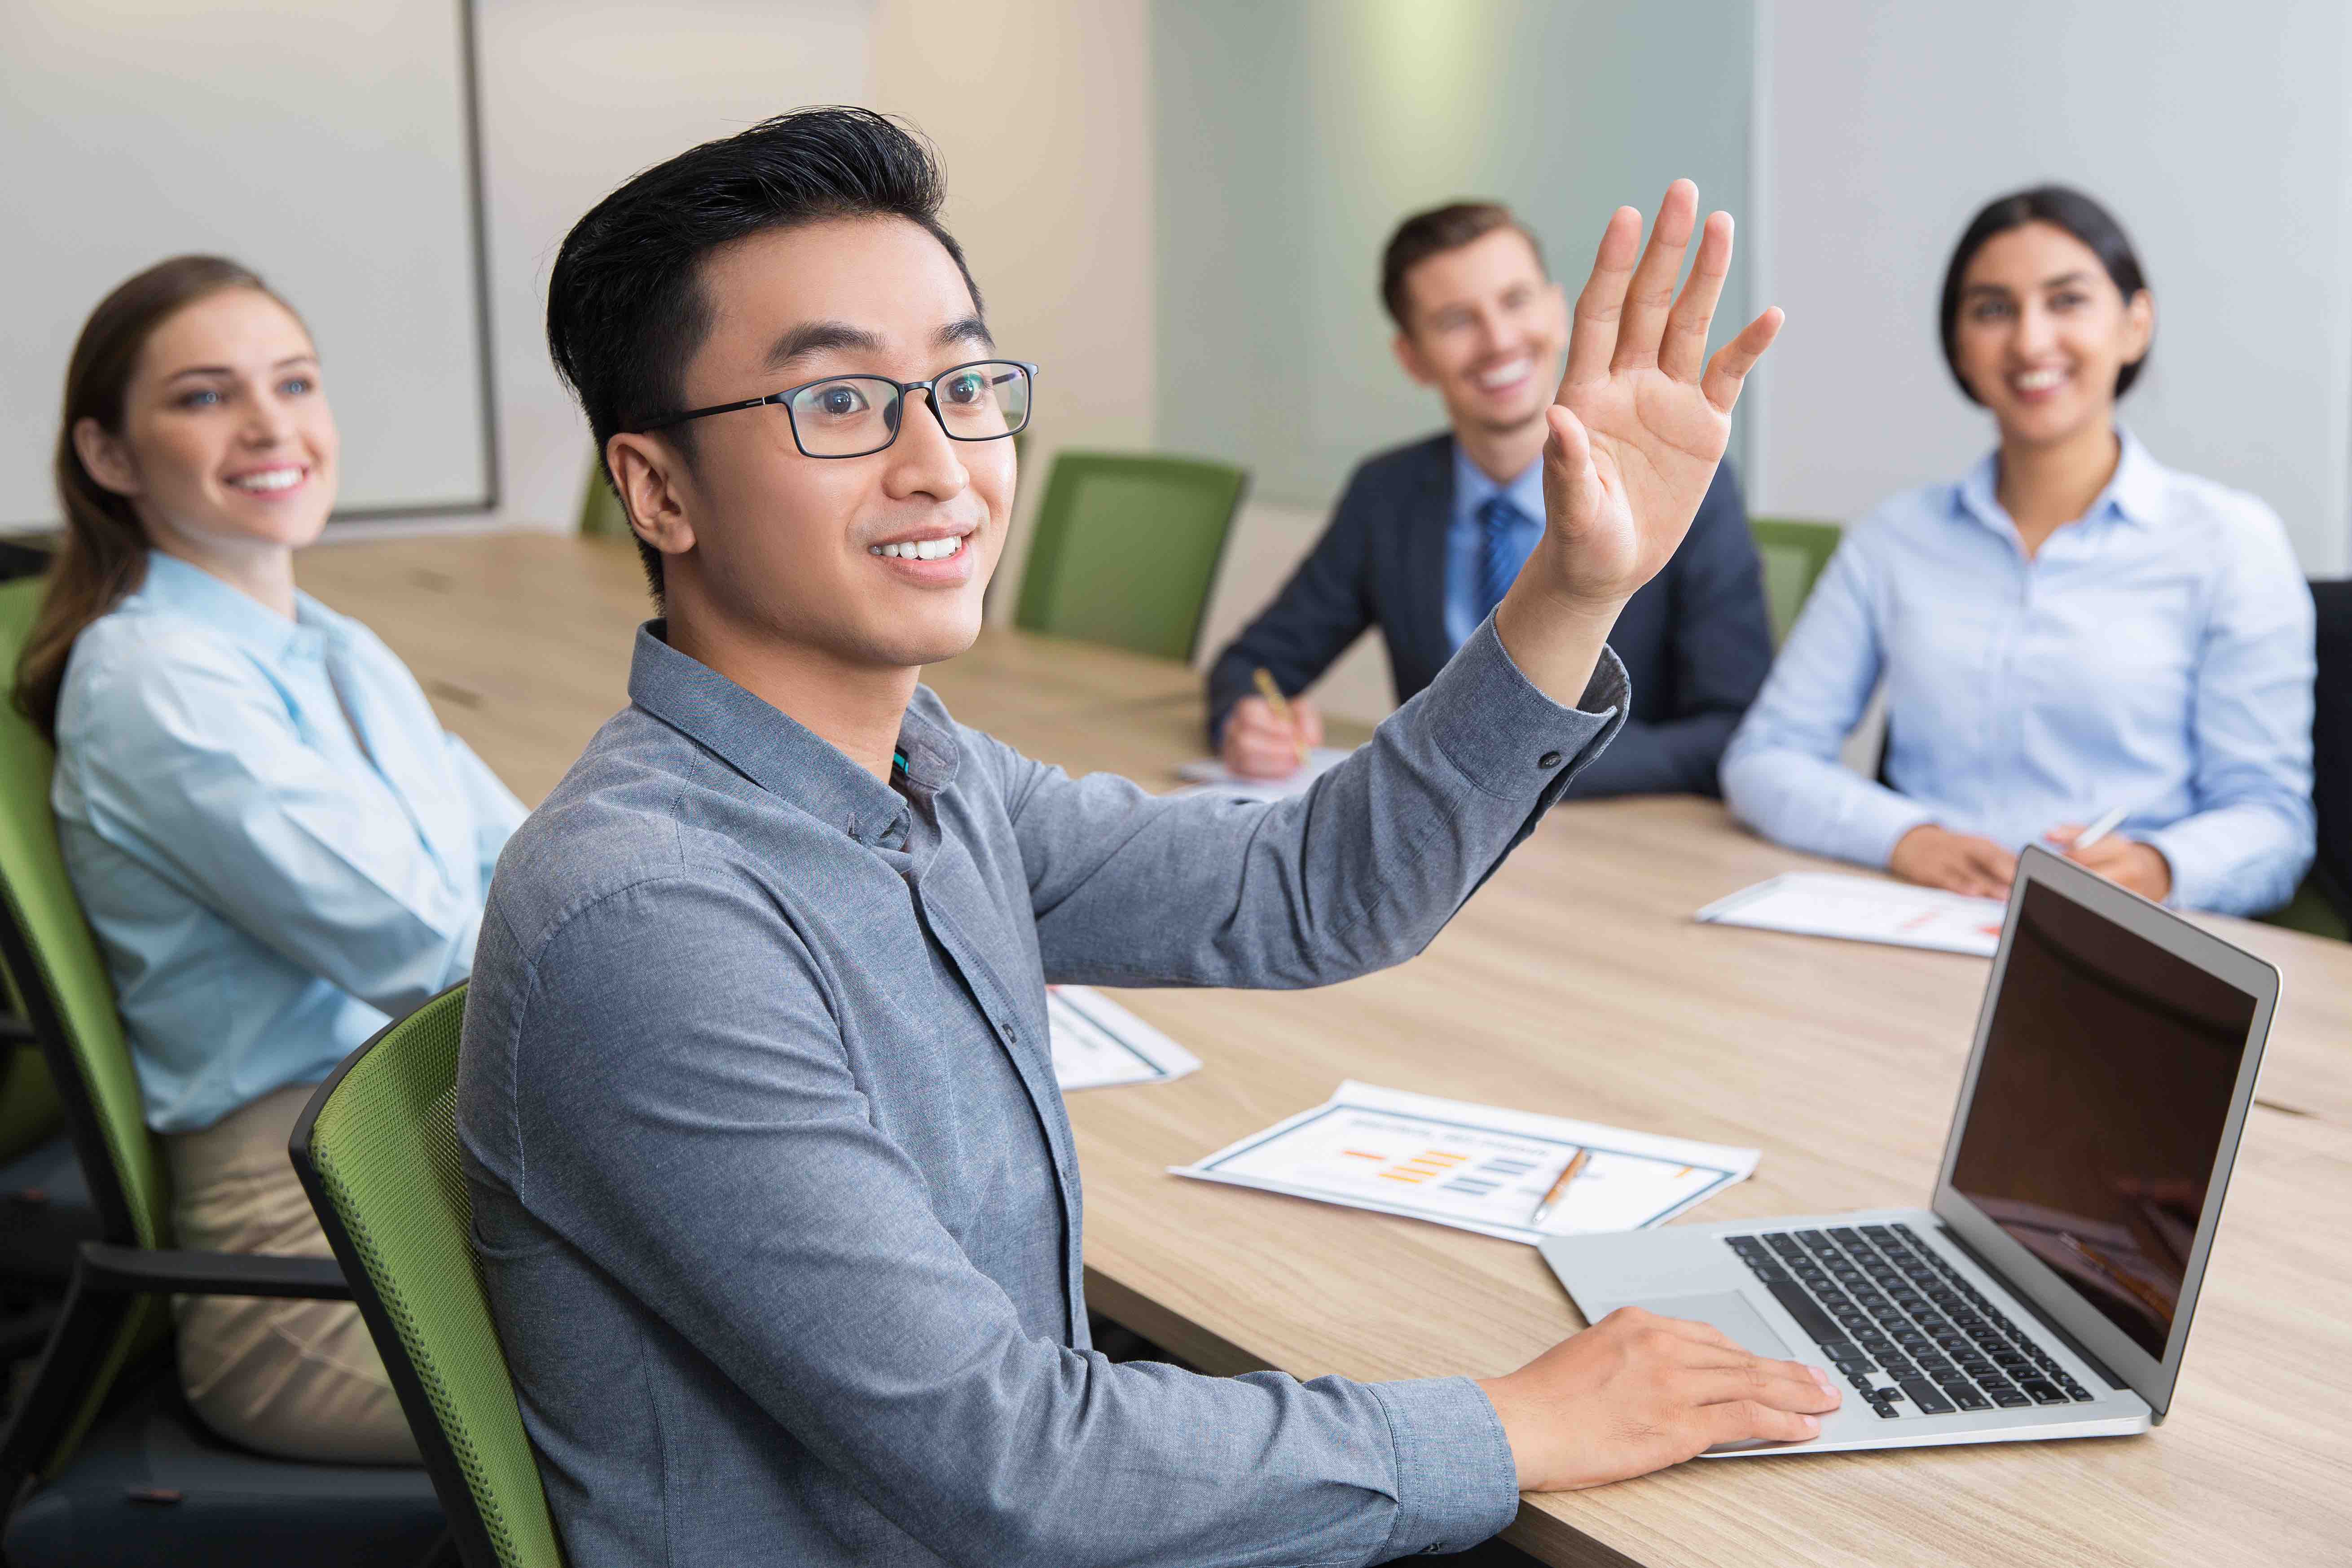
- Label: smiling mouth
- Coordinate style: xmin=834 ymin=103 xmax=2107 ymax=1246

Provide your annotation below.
xmin=869 ymin=535 xmax=967 ymax=562
xmin=226 ymin=466 xmax=307 ymax=493
xmin=2010 ymin=367 xmax=2069 ymax=394
xmin=1474 ymin=356 xmax=1536 ymax=392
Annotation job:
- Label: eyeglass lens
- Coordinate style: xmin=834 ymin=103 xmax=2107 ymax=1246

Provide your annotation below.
xmin=785 ymin=362 xmax=1031 ymax=457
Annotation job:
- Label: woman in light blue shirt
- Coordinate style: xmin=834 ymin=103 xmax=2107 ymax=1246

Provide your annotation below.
xmin=1721 ymin=187 xmax=2314 ymax=917
xmin=13 ymin=256 xmax=524 ymax=1462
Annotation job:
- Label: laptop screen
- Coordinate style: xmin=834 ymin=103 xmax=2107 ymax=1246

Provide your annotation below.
xmin=1945 ymin=876 xmax=2257 ymax=1362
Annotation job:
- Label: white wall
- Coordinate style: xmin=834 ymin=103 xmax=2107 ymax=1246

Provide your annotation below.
xmin=470 ymin=0 xmax=874 ymax=534
xmin=867 ymin=0 xmax=1157 ymax=624
xmin=1754 ymin=0 xmax=2352 ymax=574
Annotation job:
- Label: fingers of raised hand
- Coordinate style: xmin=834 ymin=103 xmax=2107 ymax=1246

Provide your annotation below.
xmin=1700 ymin=306 xmax=1785 ymax=415
xmin=1613 ymin=180 xmax=1700 ymax=373
xmin=1563 ymin=206 xmax=1643 ymax=389
xmin=1657 ymin=210 xmax=1734 ymax=383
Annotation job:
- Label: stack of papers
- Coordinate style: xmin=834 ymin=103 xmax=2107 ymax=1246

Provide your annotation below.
xmin=1172 ymin=1081 xmax=1757 ymax=1245
xmin=1172 ymin=747 xmax=1353 ymax=802
xmin=1697 ymin=872 xmax=2008 ymax=957
xmin=1047 ymin=986 xmax=1201 ymax=1092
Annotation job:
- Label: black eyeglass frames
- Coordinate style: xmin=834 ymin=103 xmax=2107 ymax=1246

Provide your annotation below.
xmin=638 ymin=359 xmax=1037 ymax=459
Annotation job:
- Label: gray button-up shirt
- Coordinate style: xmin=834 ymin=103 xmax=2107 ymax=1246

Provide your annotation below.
xmin=457 ymin=615 xmax=1626 ymax=1567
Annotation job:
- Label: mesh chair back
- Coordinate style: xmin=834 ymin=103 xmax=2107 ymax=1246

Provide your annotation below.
xmin=292 ymin=984 xmax=562 ymax=1568
xmin=1014 ymin=451 xmax=1247 ymax=663
xmin=1748 ymin=517 xmax=1842 ymax=647
xmin=0 ymin=576 xmax=174 ymax=1471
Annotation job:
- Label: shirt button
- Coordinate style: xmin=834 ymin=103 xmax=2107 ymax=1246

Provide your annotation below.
xmin=1538 ymin=750 xmax=1563 ymax=770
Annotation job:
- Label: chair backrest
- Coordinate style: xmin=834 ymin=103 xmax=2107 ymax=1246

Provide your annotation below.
xmin=292 ymin=984 xmax=563 ymax=1568
xmin=0 ymin=575 xmax=174 ymax=1473
xmin=2309 ymin=578 xmax=2352 ymax=925
xmin=1014 ymin=451 xmax=1247 ymax=663
xmin=576 ymin=455 xmax=630 ymax=541
xmin=0 ymin=580 xmax=165 ymax=1249
xmin=1747 ymin=516 xmax=1842 ymax=647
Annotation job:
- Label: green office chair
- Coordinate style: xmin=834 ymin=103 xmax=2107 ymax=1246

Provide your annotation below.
xmin=576 ymin=456 xmax=630 ymax=542
xmin=0 ymin=577 xmax=445 ymax=1565
xmin=1748 ymin=517 xmax=1842 ymax=647
xmin=293 ymin=984 xmax=563 ymax=1568
xmin=1014 ymin=451 xmax=1248 ymax=663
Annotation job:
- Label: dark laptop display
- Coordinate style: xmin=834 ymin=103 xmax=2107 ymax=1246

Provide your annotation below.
xmin=1946 ymin=878 xmax=2257 ymax=1360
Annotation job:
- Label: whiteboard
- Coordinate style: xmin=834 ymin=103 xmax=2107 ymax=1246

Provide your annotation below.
xmin=0 ymin=0 xmax=495 ymax=526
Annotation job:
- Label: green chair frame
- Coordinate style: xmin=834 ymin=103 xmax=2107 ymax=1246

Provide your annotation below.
xmin=576 ymin=455 xmax=631 ymax=543
xmin=292 ymin=984 xmax=563 ymax=1568
xmin=1748 ymin=516 xmax=1842 ymax=647
xmin=0 ymin=577 xmax=442 ymax=1560
xmin=1013 ymin=451 xmax=1248 ymax=663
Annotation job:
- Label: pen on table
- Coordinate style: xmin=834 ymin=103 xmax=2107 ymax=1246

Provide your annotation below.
xmin=1529 ymin=1147 xmax=1591 ymax=1229
xmin=1252 ymin=666 xmax=1308 ymax=769
xmin=2068 ymin=804 xmax=2130 ymax=853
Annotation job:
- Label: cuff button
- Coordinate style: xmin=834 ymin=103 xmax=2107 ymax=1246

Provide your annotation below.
xmin=1538 ymin=750 xmax=1563 ymax=770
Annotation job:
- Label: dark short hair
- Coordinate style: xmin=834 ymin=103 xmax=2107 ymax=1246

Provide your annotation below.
xmin=1380 ymin=201 xmax=1546 ymax=331
xmin=1938 ymin=184 xmax=2150 ymax=405
xmin=545 ymin=105 xmax=982 ymax=602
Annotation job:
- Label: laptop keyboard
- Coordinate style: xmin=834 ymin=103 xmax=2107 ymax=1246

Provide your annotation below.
xmin=1724 ymin=1222 xmax=2097 ymax=1419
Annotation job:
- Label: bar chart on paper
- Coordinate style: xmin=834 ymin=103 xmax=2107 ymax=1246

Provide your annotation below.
xmin=1174 ymin=1082 xmax=1757 ymax=1244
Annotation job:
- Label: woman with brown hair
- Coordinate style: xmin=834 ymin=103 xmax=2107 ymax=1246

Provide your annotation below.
xmin=15 ymin=256 xmax=524 ymax=1462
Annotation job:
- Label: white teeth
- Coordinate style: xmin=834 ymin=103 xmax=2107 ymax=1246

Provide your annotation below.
xmin=229 ymin=468 xmax=303 ymax=492
xmin=2013 ymin=368 xmax=2067 ymax=391
xmin=869 ymin=536 xmax=964 ymax=561
xmin=1477 ymin=358 xmax=1533 ymax=390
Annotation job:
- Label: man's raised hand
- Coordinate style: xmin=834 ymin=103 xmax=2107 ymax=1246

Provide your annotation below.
xmin=1526 ymin=181 xmax=1782 ymax=617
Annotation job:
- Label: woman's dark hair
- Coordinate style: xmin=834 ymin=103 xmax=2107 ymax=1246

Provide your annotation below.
xmin=546 ymin=105 xmax=982 ymax=604
xmin=13 ymin=255 xmax=291 ymax=739
xmin=1939 ymin=184 xmax=2150 ymax=405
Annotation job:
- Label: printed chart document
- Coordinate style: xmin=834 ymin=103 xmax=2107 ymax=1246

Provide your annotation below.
xmin=1697 ymin=872 xmax=2007 ymax=957
xmin=1172 ymin=1080 xmax=1757 ymax=1245
xmin=1048 ymin=986 xmax=1201 ymax=1092
xmin=1172 ymin=746 xmax=1353 ymax=802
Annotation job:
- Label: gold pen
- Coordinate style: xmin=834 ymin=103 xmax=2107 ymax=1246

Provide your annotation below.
xmin=1252 ymin=666 xmax=1307 ymax=769
xmin=1529 ymin=1148 xmax=1591 ymax=1228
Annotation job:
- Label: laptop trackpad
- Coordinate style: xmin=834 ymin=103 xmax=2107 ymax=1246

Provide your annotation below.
xmin=1637 ymin=1292 xmax=1812 ymax=1453
xmin=1639 ymin=1291 xmax=1799 ymax=1362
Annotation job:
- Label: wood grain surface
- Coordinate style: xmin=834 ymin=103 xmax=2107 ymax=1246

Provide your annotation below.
xmin=302 ymin=531 xmax=2352 ymax=1567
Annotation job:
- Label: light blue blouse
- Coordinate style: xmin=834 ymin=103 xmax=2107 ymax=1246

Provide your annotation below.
xmin=51 ymin=552 xmax=524 ymax=1132
xmin=1719 ymin=431 xmax=2315 ymax=916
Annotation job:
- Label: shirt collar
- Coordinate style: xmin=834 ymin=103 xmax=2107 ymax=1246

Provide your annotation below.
xmin=1451 ymin=440 xmax=1546 ymax=524
xmin=625 ymin=621 xmax=951 ymax=845
xmin=1953 ymin=425 xmax=2163 ymax=537
xmin=132 ymin=551 xmax=340 ymax=663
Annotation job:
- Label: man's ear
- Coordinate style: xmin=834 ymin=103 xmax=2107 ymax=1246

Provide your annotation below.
xmin=1392 ymin=329 xmax=1437 ymax=388
xmin=606 ymin=431 xmax=696 ymax=560
xmin=72 ymin=417 xmax=142 ymax=499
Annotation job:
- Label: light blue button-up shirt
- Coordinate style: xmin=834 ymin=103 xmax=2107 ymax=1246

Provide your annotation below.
xmin=1442 ymin=444 xmax=1547 ymax=647
xmin=1721 ymin=431 xmax=2314 ymax=916
xmin=50 ymin=552 xmax=524 ymax=1132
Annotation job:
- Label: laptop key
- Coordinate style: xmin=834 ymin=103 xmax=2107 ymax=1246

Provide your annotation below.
xmin=1952 ymin=1388 xmax=1990 ymax=1411
xmin=2019 ymin=1382 xmax=2068 ymax=1405
xmin=1897 ymin=1378 xmax=1956 ymax=1415
xmin=1989 ymin=1389 xmax=2031 ymax=1408
xmin=1761 ymin=1279 xmax=1843 ymax=1345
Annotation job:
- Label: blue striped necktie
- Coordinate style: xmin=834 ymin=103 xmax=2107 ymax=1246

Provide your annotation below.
xmin=1477 ymin=493 xmax=1528 ymax=624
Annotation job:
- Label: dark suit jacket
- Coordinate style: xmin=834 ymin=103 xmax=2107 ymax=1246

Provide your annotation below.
xmin=1206 ymin=432 xmax=1773 ymax=796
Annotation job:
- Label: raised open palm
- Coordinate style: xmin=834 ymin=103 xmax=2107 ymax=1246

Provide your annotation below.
xmin=1534 ymin=180 xmax=1782 ymax=608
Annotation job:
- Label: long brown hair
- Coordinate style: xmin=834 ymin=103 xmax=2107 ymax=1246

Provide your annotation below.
xmin=13 ymin=256 xmax=290 ymax=739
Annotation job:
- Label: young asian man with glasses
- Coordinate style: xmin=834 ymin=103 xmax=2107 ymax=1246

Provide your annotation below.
xmin=1207 ymin=202 xmax=1776 ymax=792
xmin=456 ymin=108 xmax=1833 ymax=1568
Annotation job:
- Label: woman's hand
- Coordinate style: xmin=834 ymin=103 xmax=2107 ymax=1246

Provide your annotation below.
xmin=1496 ymin=181 xmax=1782 ymax=705
xmin=1890 ymin=825 xmax=2018 ymax=898
xmin=2045 ymin=823 xmax=2173 ymax=902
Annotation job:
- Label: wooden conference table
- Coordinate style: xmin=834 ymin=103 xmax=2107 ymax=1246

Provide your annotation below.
xmin=303 ymin=531 xmax=2352 ymax=1568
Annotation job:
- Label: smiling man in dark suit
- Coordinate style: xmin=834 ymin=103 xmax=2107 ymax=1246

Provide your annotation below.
xmin=1208 ymin=201 xmax=1774 ymax=792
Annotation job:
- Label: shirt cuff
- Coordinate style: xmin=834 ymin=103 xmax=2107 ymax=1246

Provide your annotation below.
xmin=2140 ymin=817 xmax=2308 ymax=917
xmin=1854 ymin=793 xmax=1940 ymax=871
xmin=1365 ymin=1375 xmax=1521 ymax=1561
xmin=1418 ymin=614 xmax=1628 ymax=799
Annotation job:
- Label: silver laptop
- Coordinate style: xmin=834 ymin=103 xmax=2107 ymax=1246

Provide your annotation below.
xmin=1541 ymin=845 xmax=2279 ymax=1455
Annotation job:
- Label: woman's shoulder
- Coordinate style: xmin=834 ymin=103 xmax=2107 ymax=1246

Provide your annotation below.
xmin=55 ymin=598 xmax=273 ymax=747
